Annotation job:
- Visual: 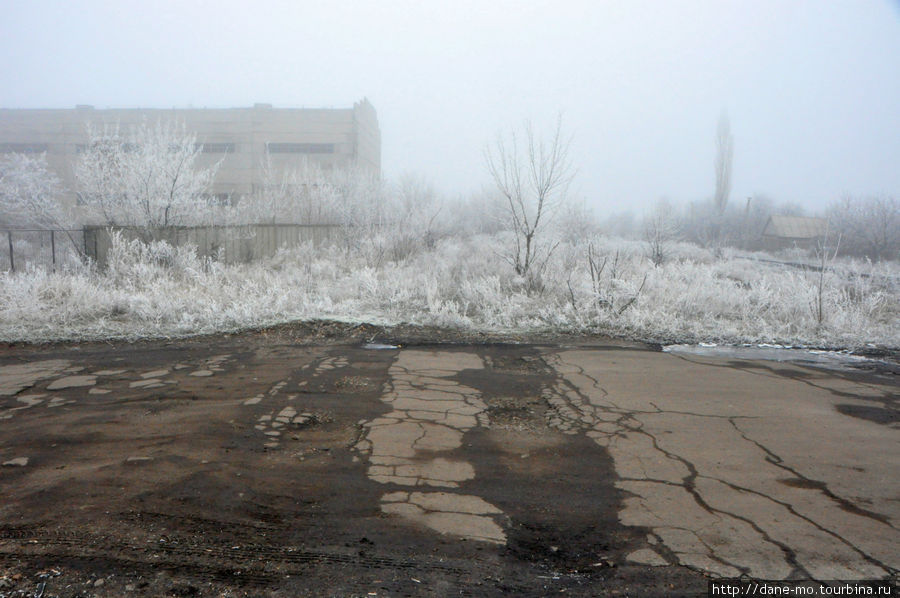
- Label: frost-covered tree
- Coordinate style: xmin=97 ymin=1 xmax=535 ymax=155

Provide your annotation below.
xmin=827 ymin=195 xmax=899 ymax=261
xmin=321 ymin=163 xmax=385 ymax=232
xmin=0 ymin=153 xmax=71 ymax=230
xmin=556 ymin=198 xmax=599 ymax=244
xmin=235 ymin=156 xmax=338 ymax=225
xmin=485 ymin=116 xmax=574 ymax=279
xmin=714 ymin=113 xmax=733 ymax=215
xmin=644 ymin=198 xmax=678 ymax=266
xmin=712 ymin=113 xmax=734 ymax=247
xmin=383 ymin=173 xmax=443 ymax=260
xmin=75 ymin=120 xmax=220 ymax=229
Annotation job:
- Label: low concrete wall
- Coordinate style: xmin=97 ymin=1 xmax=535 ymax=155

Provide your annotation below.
xmin=84 ymin=224 xmax=340 ymax=267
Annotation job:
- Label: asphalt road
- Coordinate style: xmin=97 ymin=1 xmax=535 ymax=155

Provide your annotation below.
xmin=0 ymin=327 xmax=897 ymax=596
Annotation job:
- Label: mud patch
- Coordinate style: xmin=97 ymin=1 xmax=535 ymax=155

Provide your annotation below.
xmin=484 ymin=397 xmax=544 ymax=431
xmin=465 ymin=428 xmax=646 ymax=573
xmin=334 ymin=375 xmax=377 ymax=392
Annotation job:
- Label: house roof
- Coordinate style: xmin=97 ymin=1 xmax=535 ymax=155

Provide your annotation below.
xmin=762 ymin=216 xmax=827 ymax=239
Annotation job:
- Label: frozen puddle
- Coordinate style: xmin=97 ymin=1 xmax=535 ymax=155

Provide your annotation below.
xmin=362 ymin=343 xmax=399 ymax=350
xmin=664 ymin=343 xmax=887 ymax=372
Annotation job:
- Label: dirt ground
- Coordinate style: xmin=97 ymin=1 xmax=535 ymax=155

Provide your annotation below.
xmin=0 ymin=323 xmax=897 ymax=597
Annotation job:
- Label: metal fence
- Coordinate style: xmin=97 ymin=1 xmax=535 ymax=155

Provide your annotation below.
xmin=1 ymin=229 xmax=85 ymax=272
xmin=83 ymin=223 xmax=342 ymax=267
xmin=2 ymin=224 xmax=343 ymax=272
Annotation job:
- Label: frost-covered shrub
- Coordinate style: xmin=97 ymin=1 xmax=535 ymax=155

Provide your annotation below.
xmin=0 ymin=231 xmax=897 ymax=348
xmin=106 ymin=231 xmax=206 ymax=284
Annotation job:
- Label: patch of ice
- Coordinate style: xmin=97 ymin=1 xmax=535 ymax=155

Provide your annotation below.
xmin=363 ymin=343 xmax=399 ymax=350
xmin=664 ymin=344 xmax=883 ymax=372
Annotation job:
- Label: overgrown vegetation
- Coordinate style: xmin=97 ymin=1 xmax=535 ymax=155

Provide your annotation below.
xmin=0 ymin=118 xmax=897 ymax=348
xmin=1 ymin=231 xmax=897 ymax=348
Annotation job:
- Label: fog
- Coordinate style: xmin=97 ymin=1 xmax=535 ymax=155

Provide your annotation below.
xmin=1 ymin=0 xmax=898 ymax=214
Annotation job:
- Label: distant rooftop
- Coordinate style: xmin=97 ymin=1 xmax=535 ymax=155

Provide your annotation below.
xmin=762 ymin=216 xmax=827 ymax=239
xmin=4 ymin=99 xmax=376 ymax=112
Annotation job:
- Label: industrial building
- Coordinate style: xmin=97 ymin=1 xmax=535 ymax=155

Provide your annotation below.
xmin=0 ymin=100 xmax=380 ymax=205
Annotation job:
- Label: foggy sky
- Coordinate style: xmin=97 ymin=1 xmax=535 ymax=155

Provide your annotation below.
xmin=2 ymin=0 xmax=898 ymax=214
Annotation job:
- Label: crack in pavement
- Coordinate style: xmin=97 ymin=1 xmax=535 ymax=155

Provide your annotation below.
xmin=670 ymin=353 xmax=895 ymax=404
xmin=728 ymin=418 xmax=893 ymax=528
xmin=543 ymin=349 xmax=898 ymax=580
xmin=354 ymin=350 xmax=506 ymax=544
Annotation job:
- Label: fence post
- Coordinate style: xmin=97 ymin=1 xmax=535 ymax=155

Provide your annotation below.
xmin=7 ymin=231 xmax=13 ymax=273
xmin=50 ymin=230 xmax=56 ymax=270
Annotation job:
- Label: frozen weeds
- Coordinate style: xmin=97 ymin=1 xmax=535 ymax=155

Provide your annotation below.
xmin=0 ymin=234 xmax=896 ymax=349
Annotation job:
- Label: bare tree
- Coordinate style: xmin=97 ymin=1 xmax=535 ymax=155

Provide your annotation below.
xmin=75 ymin=120 xmax=220 ymax=229
xmin=485 ymin=116 xmax=574 ymax=280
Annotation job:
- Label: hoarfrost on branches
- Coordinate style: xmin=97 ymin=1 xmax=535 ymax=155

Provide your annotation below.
xmin=0 ymin=153 xmax=71 ymax=230
xmin=75 ymin=120 xmax=220 ymax=229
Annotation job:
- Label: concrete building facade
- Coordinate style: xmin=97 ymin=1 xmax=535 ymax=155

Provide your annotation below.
xmin=0 ymin=99 xmax=380 ymax=204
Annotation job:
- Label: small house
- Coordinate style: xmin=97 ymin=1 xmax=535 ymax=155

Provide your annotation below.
xmin=761 ymin=215 xmax=827 ymax=250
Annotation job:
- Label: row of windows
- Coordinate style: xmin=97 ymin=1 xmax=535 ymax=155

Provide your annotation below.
xmin=0 ymin=143 xmax=50 ymax=153
xmin=265 ymin=143 xmax=334 ymax=154
xmin=2 ymin=142 xmax=335 ymax=154
xmin=74 ymin=142 xmax=139 ymax=154
xmin=199 ymin=142 xmax=236 ymax=153
xmin=74 ymin=142 xmax=235 ymax=154
xmin=76 ymin=192 xmax=234 ymax=206
xmin=250 ymin=182 xmax=326 ymax=194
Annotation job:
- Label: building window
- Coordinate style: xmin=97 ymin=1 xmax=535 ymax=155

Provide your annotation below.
xmin=266 ymin=142 xmax=335 ymax=154
xmin=196 ymin=142 xmax=236 ymax=153
xmin=0 ymin=143 xmax=49 ymax=153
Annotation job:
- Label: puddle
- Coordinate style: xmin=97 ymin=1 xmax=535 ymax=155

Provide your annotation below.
xmin=663 ymin=343 xmax=890 ymax=372
xmin=362 ymin=343 xmax=399 ymax=350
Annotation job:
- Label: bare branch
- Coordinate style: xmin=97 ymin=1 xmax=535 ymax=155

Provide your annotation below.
xmin=484 ymin=116 xmax=574 ymax=280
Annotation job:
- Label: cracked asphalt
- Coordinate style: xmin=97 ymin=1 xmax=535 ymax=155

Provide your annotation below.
xmin=0 ymin=326 xmax=896 ymax=596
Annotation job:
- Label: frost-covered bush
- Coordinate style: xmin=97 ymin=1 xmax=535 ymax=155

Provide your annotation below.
xmin=0 ymin=230 xmax=897 ymax=348
xmin=105 ymin=231 xmax=209 ymax=284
